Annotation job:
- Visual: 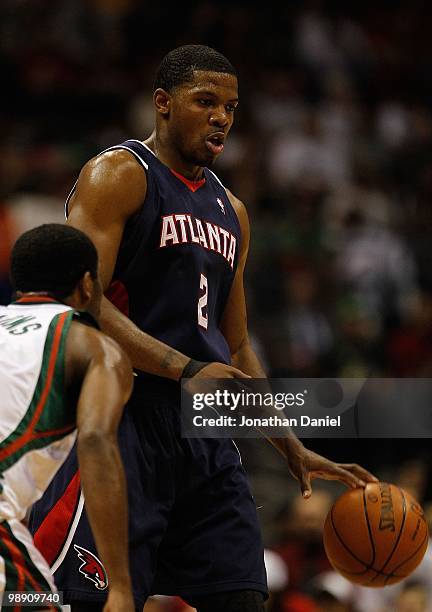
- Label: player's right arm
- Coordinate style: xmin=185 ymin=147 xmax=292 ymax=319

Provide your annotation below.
xmin=66 ymin=151 xmax=247 ymax=381
xmin=66 ymin=321 xmax=134 ymax=611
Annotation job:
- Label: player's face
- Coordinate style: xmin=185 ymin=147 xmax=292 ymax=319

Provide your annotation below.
xmin=168 ymin=71 xmax=239 ymax=166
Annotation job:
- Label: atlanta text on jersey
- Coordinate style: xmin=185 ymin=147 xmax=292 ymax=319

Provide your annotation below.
xmin=160 ymin=213 xmax=237 ymax=269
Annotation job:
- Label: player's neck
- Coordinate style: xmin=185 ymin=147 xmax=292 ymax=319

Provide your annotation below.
xmin=144 ymin=134 xmax=204 ymax=181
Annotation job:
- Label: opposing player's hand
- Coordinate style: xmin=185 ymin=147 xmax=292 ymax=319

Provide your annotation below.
xmin=103 ymin=587 xmax=135 ymax=612
xmin=194 ymin=362 xmax=251 ymax=379
xmin=285 ymin=442 xmax=378 ymax=499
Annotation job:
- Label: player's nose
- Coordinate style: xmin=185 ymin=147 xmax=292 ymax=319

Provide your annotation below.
xmin=209 ymin=107 xmax=229 ymax=128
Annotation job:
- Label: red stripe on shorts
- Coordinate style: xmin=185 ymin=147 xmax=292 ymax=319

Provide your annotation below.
xmin=33 ymin=470 xmax=81 ymax=567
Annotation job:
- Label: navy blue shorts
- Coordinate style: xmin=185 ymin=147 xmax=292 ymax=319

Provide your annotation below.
xmin=29 ymin=393 xmax=268 ymax=610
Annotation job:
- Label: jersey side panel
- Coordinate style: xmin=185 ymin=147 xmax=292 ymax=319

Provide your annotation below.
xmin=0 ymin=303 xmax=77 ymax=522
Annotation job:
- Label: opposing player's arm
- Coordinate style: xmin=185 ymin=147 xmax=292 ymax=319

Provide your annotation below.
xmin=66 ymin=321 xmax=134 ymax=606
xmin=221 ymin=191 xmax=377 ymax=495
xmin=67 ymin=152 xmax=249 ymax=382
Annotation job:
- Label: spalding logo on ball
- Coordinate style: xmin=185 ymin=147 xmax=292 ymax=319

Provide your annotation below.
xmin=323 ymin=482 xmax=429 ymax=587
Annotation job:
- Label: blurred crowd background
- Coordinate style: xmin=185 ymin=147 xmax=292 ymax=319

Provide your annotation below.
xmin=1 ymin=0 xmax=432 ymax=610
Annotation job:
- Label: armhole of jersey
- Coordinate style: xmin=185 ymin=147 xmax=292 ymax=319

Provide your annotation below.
xmin=206 ymin=168 xmax=242 ymax=235
xmin=65 ymin=179 xmax=78 ymax=220
xmin=64 ymin=144 xmax=149 ymax=220
xmin=106 ymin=145 xmax=149 ymax=171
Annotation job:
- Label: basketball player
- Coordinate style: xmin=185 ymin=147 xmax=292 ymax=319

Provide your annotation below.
xmin=1 ymin=224 xmax=134 ymax=611
xmin=30 ymin=46 xmax=377 ymax=611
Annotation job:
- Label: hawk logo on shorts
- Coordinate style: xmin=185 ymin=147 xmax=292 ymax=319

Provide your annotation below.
xmin=74 ymin=544 xmax=108 ymax=590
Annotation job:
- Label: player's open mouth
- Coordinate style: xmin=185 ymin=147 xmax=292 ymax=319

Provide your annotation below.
xmin=205 ymin=133 xmax=225 ymax=155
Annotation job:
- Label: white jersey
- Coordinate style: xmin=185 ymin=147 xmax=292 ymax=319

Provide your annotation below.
xmin=0 ymin=297 xmax=77 ymax=523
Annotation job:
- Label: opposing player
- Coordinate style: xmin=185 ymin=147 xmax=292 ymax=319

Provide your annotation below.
xmin=31 ymin=46 xmax=376 ymax=611
xmin=1 ymin=224 xmax=134 ymax=611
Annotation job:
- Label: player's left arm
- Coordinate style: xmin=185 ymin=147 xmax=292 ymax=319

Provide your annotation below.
xmin=221 ymin=190 xmax=377 ymax=497
xmin=220 ymin=190 xmax=265 ymax=378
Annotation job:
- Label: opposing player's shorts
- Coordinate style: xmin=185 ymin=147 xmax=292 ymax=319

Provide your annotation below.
xmin=0 ymin=518 xmax=60 ymax=611
xmin=29 ymin=392 xmax=268 ymax=610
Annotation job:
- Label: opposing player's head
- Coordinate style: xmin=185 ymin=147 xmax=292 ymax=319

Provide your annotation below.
xmin=11 ymin=224 xmax=102 ymax=318
xmin=153 ymin=44 xmax=238 ymax=166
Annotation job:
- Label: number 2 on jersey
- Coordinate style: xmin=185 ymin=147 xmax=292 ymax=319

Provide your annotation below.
xmin=198 ymin=274 xmax=208 ymax=329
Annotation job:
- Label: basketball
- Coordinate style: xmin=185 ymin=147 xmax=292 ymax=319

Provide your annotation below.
xmin=323 ymin=482 xmax=429 ymax=587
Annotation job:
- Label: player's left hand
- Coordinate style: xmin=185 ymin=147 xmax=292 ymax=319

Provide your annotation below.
xmin=285 ymin=442 xmax=378 ymax=499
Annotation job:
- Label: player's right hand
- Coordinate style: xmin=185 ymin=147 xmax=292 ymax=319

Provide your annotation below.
xmin=193 ymin=362 xmax=251 ymax=379
xmin=103 ymin=587 xmax=135 ymax=612
xmin=182 ymin=362 xmax=251 ymax=402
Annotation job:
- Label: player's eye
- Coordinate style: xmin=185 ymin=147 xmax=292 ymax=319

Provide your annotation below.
xmin=226 ymin=104 xmax=237 ymax=113
xmin=198 ymin=99 xmax=212 ymax=107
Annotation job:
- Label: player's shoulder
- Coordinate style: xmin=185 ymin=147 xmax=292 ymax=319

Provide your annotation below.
xmin=82 ymin=148 xmax=147 ymax=189
xmin=68 ymin=317 xmax=129 ymax=370
xmin=65 ymin=318 xmax=132 ymax=402
xmin=71 ymin=148 xmax=147 ymax=218
xmin=225 ymin=188 xmax=245 ymax=213
xmin=225 ymin=188 xmax=249 ymax=230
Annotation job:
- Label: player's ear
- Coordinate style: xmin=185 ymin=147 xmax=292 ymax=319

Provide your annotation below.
xmin=154 ymin=88 xmax=171 ymax=117
xmin=77 ymin=271 xmax=93 ymax=306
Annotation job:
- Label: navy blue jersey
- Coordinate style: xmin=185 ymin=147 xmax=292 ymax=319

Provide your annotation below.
xmin=67 ymin=140 xmax=240 ymax=395
xmin=32 ymin=140 xmax=267 ymax=607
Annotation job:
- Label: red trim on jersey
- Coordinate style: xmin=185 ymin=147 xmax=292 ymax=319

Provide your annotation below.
xmin=14 ymin=296 xmax=60 ymax=304
xmin=105 ymin=280 xmax=129 ymax=317
xmin=0 ymin=523 xmax=47 ymax=606
xmin=37 ymin=424 xmax=75 ymax=438
xmin=0 ymin=523 xmax=26 ymax=597
xmin=170 ymin=169 xmax=206 ymax=192
xmin=33 ymin=470 xmax=81 ymax=566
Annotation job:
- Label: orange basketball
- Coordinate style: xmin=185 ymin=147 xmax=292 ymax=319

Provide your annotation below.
xmin=323 ymin=482 xmax=429 ymax=587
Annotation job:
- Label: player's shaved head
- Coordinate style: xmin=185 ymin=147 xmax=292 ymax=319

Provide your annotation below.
xmin=154 ymin=44 xmax=237 ymax=92
xmin=11 ymin=223 xmax=98 ymax=299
